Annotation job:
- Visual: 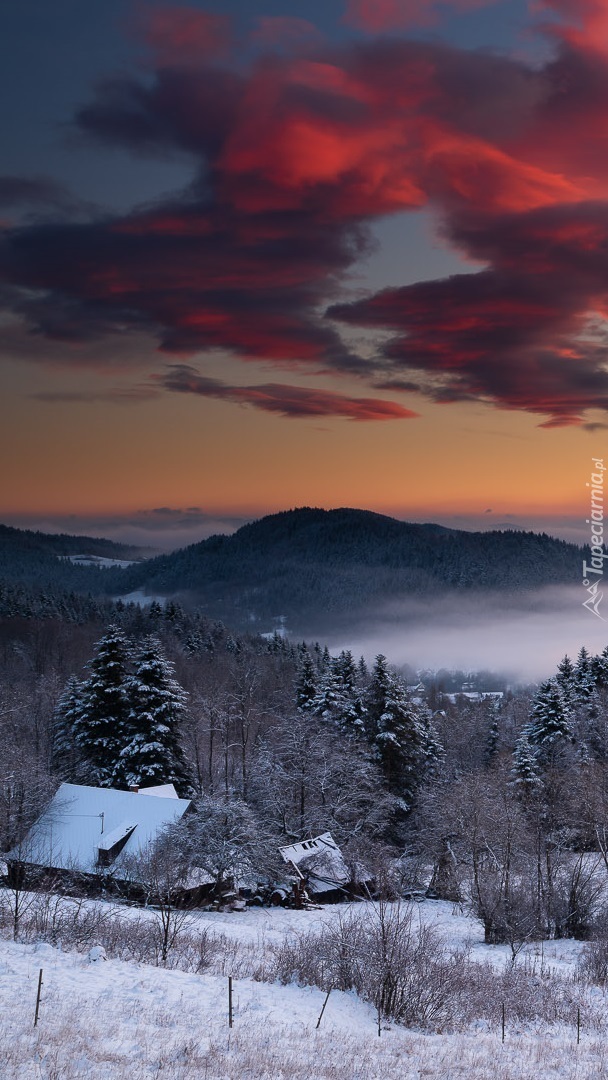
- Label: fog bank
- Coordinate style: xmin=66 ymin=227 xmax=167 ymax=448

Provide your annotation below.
xmin=328 ymin=587 xmax=607 ymax=685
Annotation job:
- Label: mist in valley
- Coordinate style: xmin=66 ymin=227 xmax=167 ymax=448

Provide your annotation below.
xmin=327 ymin=586 xmax=608 ymax=685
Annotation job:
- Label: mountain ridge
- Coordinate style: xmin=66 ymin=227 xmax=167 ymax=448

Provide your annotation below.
xmin=109 ymin=507 xmax=582 ymax=633
xmin=0 ymin=508 xmax=583 ymax=634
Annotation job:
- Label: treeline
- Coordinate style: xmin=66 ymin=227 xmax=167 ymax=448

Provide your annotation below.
xmin=6 ymin=596 xmax=608 ymax=945
xmin=420 ymin=646 xmax=608 ymax=946
xmin=0 ymin=521 xmax=140 ymax=596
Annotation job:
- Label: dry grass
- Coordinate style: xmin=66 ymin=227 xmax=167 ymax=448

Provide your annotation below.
xmin=2 ymin=892 xmax=608 ymax=1077
xmin=1 ymin=989 xmax=608 ymax=1080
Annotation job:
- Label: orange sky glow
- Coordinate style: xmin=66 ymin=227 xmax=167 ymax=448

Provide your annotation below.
xmin=1 ymin=0 xmax=607 ymax=545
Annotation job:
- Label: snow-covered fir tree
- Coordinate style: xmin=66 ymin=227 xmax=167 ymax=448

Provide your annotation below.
xmin=512 ymin=733 xmax=542 ymax=796
xmin=526 ymin=679 xmax=572 ymax=751
xmin=591 ymin=645 xmax=608 ymax=690
xmin=113 ymin=637 xmax=191 ymax=795
xmin=295 ymin=651 xmax=317 ymax=712
xmin=574 ymin=646 xmax=596 ymax=702
xmin=374 ymin=684 xmax=442 ymax=807
xmin=50 ymin=675 xmax=86 ymax=781
xmin=309 ymin=662 xmax=367 ymax=739
xmin=333 ymin=650 xmax=357 ymax=690
xmin=581 ymin=688 xmax=608 ymax=761
xmin=366 ymin=654 xmax=442 ymax=809
xmin=366 ymin=654 xmax=392 ymax=739
xmin=555 ymin=654 xmax=577 ymax=706
xmin=72 ymin=626 xmax=133 ymax=787
xmin=357 ymin=655 xmax=369 ymax=684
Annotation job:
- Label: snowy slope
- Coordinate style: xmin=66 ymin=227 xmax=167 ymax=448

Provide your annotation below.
xmin=1 ymin=899 xmax=607 ymax=1079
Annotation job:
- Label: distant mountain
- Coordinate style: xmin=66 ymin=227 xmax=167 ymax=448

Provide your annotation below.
xmin=107 ymin=507 xmax=582 ymax=633
xmin=0 ymin=524 xmax=148 ymax=594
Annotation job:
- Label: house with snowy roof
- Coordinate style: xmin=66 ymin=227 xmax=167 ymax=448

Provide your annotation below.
xmin=8 ymin=781 xmax=191 ymax=889
xmin=279 ymin=832 xmax=371 ymax=902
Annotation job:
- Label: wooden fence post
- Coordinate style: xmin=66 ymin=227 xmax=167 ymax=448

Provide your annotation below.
xmin=33 ymin=969 xmax=43 ymax=1027
xmin=316 ymin=988 xmax=332 ymax=1029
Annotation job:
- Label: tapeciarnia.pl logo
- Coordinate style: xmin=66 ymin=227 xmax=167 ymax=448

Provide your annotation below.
xmin=582 ymin=458 xmax=606 ymax=620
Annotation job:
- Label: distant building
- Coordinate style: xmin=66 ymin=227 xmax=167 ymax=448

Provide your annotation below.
xmin=443 ymin=691 xmax=504 ymax=705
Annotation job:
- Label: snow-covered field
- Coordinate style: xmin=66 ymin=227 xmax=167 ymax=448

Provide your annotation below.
xmin=1 ymin=899 xmax=607 ymax=1079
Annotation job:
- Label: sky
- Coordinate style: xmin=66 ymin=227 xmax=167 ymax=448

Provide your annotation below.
xmin=1 ymin=0 xmax=608 ymax=549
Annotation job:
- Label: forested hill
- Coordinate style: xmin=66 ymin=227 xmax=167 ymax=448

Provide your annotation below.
xmin=106 ymin=508 xmax=582 ymax=632
xmin=0 ymin=524 xmax=146 ymax=593
xmin=0 ymin=509 xmax=582 ymax=632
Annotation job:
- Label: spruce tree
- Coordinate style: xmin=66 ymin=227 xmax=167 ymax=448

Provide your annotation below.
xmin=333 ymin=650 xmax=357 ymax=691
xmin=51 ymin=675 xmax=85 ymax=781
xmin=295 ymin=652 xmax=317 ymax=712
xmin=527 ymin=679 xmax=572 ymax=748
xmin=374 ymin=684 xmax=441 ymax=807
xmin=113 ymin=637 xmax=191 ymax=795
xmin=357 ymin=656 xmax=369 ymax=684
xmin=366 ymin=656 xmax=442 ymax=809
xmin=73 ymin=626 xmax=132 ymax=786
xmin=512 ymin=734 xmax=542 ymax=797
xmin=592 ymin=645 xmax=608 ymax=690
xmin=574 ymin=646 xmax=596 ymax=702
xmin=310 ymin=665 xmax=367 ymax=738
xmin=366 ymin=654 xmax=392 ymax=739
xmin=582 ymin=688 xmax=608 ymax=761
xmin=556 ymin=655 xmax=576 ymax=707
xmin=525 ymin=679 xmax=573 ymax=771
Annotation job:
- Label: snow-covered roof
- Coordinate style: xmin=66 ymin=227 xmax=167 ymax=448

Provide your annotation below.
xmin=138 ymin=784 xmax=179 ymax=799
xmin=279 ymin=833 xmax=351 ymax=895
xmin=13 ymin=783 xmax=191 ymax=875
xmin=97 ymin=821 xmax=137 ymax=853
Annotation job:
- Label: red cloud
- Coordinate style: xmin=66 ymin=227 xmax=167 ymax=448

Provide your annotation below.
xmin=2 ymin=5 xmax=608 ymax=424
xmin=538 ymin=0 xmax=608 ymax=49
xmin=331 ymin=202 xmax=608 ymax=424
xmin=158 ymin=366 xmax=419 ymax=420
xmin=344 ymin=0 xmax=498 ymax=32
xmin=138 ymin=7 xmax=232 ymax=65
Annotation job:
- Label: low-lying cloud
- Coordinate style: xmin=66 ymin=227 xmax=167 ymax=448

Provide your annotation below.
xmin=329 ymin=586 xmax=608 ymax=683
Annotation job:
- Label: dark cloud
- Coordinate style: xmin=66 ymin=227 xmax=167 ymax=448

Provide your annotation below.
xmin=2 ymin=6 xmax=608 ymax=422
xmin=0 ymin=176 xmax=75 ymax=211
xmin=158 ymin=364 xmax=418 ymax=420
xmin=0 ymin=199 xmax=368 ymax=369
xmin=331 ymin=201 xmax=608 ymax=424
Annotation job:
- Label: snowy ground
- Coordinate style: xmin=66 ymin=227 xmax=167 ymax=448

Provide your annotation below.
xmin=1 ymin=899 xmax=607 ymax=1079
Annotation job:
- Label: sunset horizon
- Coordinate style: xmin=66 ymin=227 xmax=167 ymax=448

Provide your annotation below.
xmin=1 ymin=0 xmax=607 ymax=540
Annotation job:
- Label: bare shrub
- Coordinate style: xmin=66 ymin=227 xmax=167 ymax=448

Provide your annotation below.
xmin=270 ymin=901 xmax=588 ymax=1032
xmin=0 ymin=889 xmax=231 ymax=973
xmin=271 ymin=901 xmax=469 ymax=1029
xmin=458 ymin=958 xmax=585 ymax=1028
xmin=578 ymin=935 xmax=608 ymax=986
